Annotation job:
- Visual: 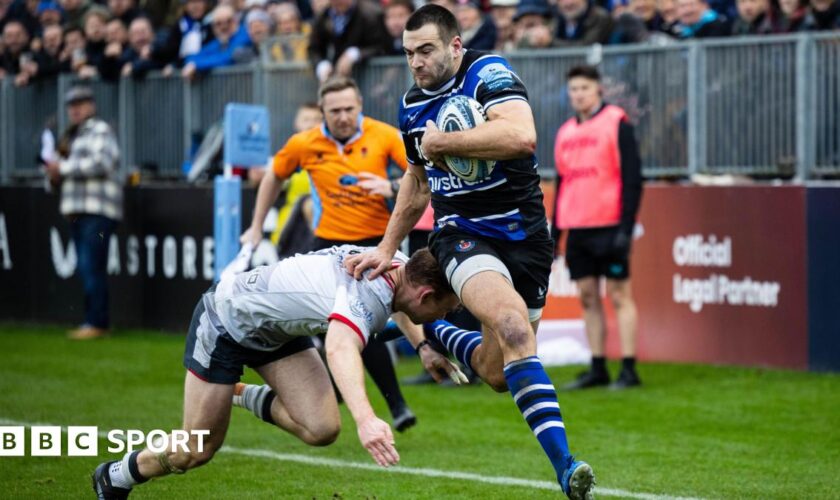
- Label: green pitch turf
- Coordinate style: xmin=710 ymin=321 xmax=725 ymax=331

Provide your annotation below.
xmin=0 ymin=325 xmax=838 ymax=499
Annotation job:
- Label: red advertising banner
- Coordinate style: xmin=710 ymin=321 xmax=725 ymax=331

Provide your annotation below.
xmin=541 ymin=183 xmax=809 ymax=370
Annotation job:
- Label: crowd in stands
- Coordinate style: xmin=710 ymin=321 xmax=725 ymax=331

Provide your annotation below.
xmin=0 ymin=0 xmax=838 ymax=85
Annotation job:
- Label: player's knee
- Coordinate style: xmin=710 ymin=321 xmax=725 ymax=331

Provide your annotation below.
xmin=491 ymin=309 xmax=531 ymax=352
xmin=304 ymin=421 xmax=341 ymax=447
xmin=579 ymin=287 xmax=601 ymax=310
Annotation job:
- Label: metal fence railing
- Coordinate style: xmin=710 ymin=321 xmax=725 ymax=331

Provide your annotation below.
xmin=1 ymin=32 xmax=838 ymax=183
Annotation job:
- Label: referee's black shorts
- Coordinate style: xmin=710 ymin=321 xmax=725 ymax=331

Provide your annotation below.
xmin=565 ymin=225 xmax=631 ymax=281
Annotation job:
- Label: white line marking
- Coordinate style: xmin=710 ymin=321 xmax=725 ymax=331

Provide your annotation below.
xmin=0 ymin=418 xmax=704 ymax=500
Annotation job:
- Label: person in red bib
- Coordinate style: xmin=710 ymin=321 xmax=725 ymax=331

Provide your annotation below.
xmin=553 ymin=65 xmax=644 ymax=391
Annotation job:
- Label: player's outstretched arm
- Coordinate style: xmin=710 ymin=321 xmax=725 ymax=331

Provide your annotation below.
xmin=241 ymin=169 xmax=285 ymax=248
xmin=345 ymin=163 xmax=429 ymax=280
xmin=421 ymin=100 xmax=537 ymax=162
xmin=325 ymin=322 xmax=400 ymax=467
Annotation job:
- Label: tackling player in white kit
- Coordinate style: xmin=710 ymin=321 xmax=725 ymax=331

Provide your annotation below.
xmin=89 ymin=246 xmax=461 ymax=500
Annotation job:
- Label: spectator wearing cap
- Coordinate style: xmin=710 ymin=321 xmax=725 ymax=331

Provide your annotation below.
xmin=232 ymin=8 xmax=271 ymax=63
xmin=308 ymin=0 xmax=391 ymax=83
xmin=384 ymin=0 xmax=413 ymax=55
xmin=455 ymin=0 xmax=498 ymax=50
xmin=669 ymin=0 xmax=730 ymax=36
xmin=155 ymin=0 xmax=213 ymax=67
xmin=37 ymin=1 xmax=64 ymax=30
xmin=44 ymin=86 xmax=122 ymax=341
xmin=0 ymin=20 xmax=30 ymax=78
xmin=555 ymin=0 xmax=614 ymax=45
xmin=267 ymin=3 xmax=310 ymax=62
xmin=730 ymin=0 xmax=770 ymax=33
xmin=59 ymin=0 xmax=91 ymax=31
xmin=489 ymin=0 xmax=518 ymax=51
xmin=802 ymin=0 xmax=840 ymax=28
xmin=181 ymin=4 xmax=251 ymax=79
xmin=513 ymin=0 xmax=556 ymax=48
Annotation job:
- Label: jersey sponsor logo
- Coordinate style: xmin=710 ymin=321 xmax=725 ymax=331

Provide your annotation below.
xmin=477 ymin=63 xmax=515 ymax=92
xmin=349 ymin=298 xmax=374 ymax=324
xmin=455 ymin=240 xmax=476 ymax=253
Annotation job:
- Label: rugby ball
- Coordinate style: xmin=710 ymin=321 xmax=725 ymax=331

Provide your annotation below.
xmin=435 ymin=96 xmax=496 ymax=182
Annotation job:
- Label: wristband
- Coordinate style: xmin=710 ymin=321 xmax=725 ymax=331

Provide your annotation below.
xmin=415 ymin=339 xmax=432 ymax=355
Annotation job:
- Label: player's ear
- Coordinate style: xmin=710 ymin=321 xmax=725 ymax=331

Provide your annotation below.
xmin=417 ymin=286 xmax=435 ymax=305
xmin=450 ymin=35 xmax=462 ymax=54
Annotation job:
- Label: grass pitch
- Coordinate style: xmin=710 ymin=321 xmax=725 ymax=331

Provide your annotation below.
xmin=0 ymin=325 xmax=838 ymax=499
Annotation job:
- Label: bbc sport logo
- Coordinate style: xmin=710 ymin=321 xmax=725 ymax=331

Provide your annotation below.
xmin=0 ymin=426 xmax=209 ymax=457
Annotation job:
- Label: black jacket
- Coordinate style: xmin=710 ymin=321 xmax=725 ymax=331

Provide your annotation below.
xmin=309 ymin=0 xmax=391 ymax=65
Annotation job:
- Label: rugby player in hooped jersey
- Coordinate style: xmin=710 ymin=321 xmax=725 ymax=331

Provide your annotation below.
xmin=89 ymin=246 xmax=462 ymax=500
xmin=345 ymin=5 xmax=596 ymax=499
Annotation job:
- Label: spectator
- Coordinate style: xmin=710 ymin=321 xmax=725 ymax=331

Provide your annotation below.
xmin=730 ymin=0 xmax=770 ymax=33
xmin=58 ymin=24 xmax=86 ymax=73
xmin=37 ymin=1 xmax=64 ymax=31
xmin=59 ymin=0 xmax=90 ymax=31
xmin=45 ymin=86 xmax=122 ymax=341
xmin=155 ymin=0 xmax=212 ymax=66
xmin=609 ymin=11 xmax=652 ymax=41
xmin=232 ymin=8 xmax=270 ymax=63
xmin=489 ymin=0 xmax=518 ymax=51
xmin=139 ymin=0 xmax=181 ymax=30
xmin=108 ymin=0 xmax=143 ymax=26
xmin=80 ymin=7 xmax=108 ymax=75
xmin=384 ymin=0 xmax=413 ymax=55
xmin=629 ymin=0 xmax=668 ymax=30
xmin=669 ymin=0 xmax=730 ymax=36
xmin=455 ymin=0 xmax=497 ymax=50
xmin=28 ymin=23 xmax=63 ymax=79
xmin=0 ymin=20 xmax=30 ymax=78
xmin=553 ymin=66 xmax=644 ymax=391
xmin=181 ymin=4 xmax=250 ymax=79
xmin=6 ymin=0 xmax=40 ymax=38
xmin=117 ymin=16 xmax=166 ymax=78
xmin=268 ymin=2 xmax=310 ymax=62
xmin=513 ymin=0 xmax=556 ymax=48
xmin=556 ymin=0 xmax=614 ymax=45
xmin=802 ymin=0 xmax=839 ymax=28
xmin=658 ymin=0 xmax=680 ymax=28
xmin=105 ymin=16 xmax=128 ymax=46
xmin=309 ymin=0 xmax=391 ymax=83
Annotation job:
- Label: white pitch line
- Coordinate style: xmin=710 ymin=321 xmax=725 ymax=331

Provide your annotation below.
xmin=0 ymin=418 xmax=703 ymax=500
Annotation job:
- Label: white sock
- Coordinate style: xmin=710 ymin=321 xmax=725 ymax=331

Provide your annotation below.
xmin=234 ymin=384 xmax=274 ymax=422
xmin=108 ymin=452 xmax=139 ymax=489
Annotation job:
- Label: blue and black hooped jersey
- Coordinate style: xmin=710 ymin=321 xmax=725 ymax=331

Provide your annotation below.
xmin=398 ymin=49 xmax=546 ymax=241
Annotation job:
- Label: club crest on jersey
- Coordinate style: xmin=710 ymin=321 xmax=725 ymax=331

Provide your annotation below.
xmin=455 ymin=240 xmax=476 ymax=253
xmin=349 ymin=298 xmax=374 ymax=324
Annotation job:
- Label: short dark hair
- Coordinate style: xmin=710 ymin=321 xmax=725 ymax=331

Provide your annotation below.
xmin=567 ymin=65 xmax=601 ymax=82
xmin=317 ymin=77 xmax=361 ymax=104
xmin=405 ymin=4 xmax=460 ymax=42
xmin=386 ymin=0 xmax=416 ymax=13
xmin=405 ymin=248 xmax=454 ymax=300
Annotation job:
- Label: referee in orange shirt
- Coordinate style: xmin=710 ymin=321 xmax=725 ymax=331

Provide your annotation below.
xmin=242 ymin=77 xmax=417 ymax=431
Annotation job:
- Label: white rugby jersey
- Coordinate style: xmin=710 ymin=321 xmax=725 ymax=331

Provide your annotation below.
xmin=203 ymin=246 xmax=407 ymax=351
